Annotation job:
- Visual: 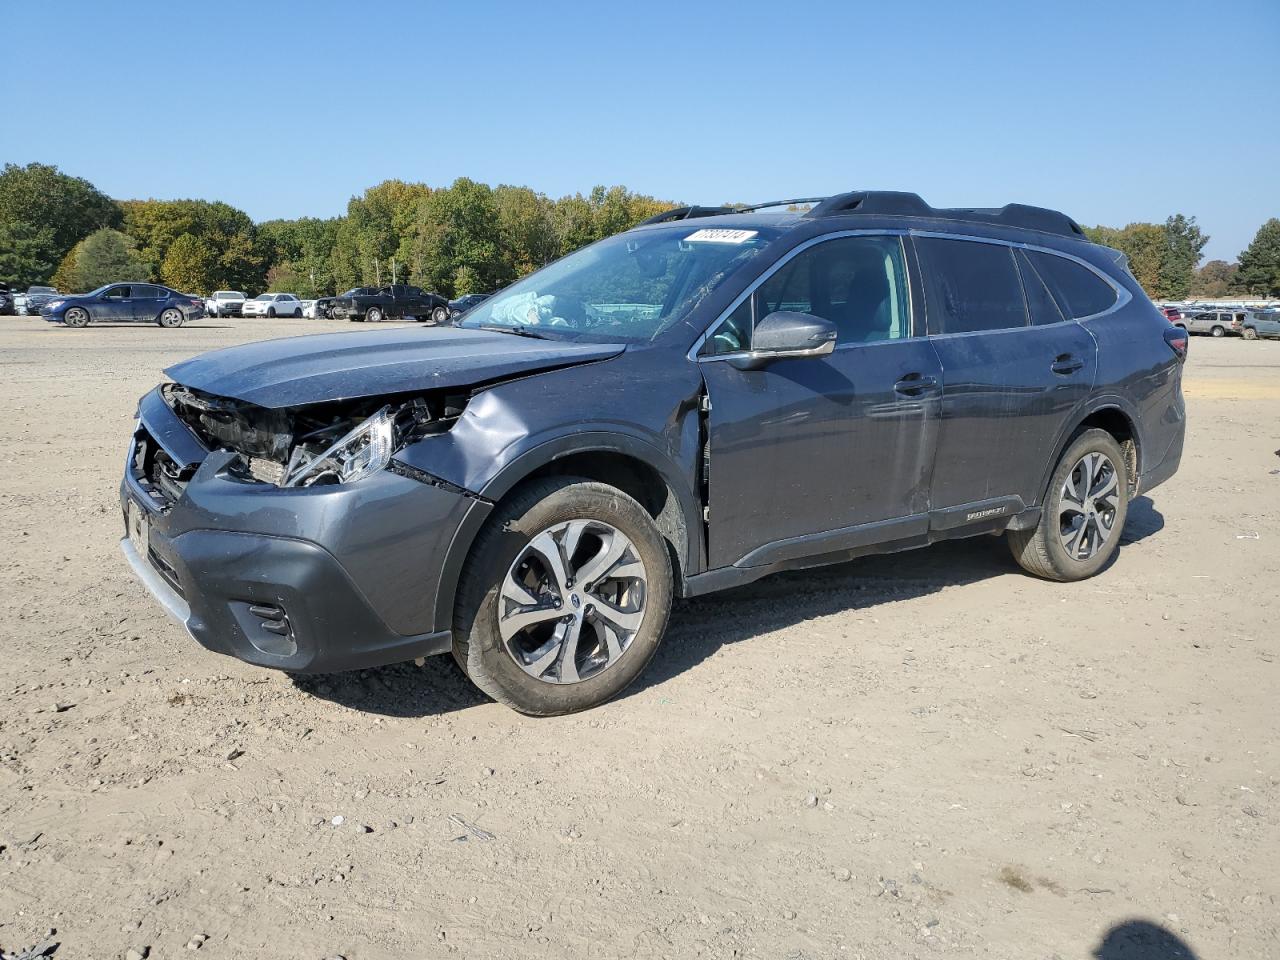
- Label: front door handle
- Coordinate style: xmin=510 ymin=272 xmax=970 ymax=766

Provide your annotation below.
xmin=1051 ymin=354 xmax=1085 ymax=375
xmin=894 ymin=373 xmax=938 ymax=396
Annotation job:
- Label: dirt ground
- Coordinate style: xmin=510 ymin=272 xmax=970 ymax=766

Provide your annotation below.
xmin=0 ymin=315 xmax=1276 ymax=960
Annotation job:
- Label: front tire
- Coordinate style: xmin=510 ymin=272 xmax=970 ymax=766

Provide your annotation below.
xmin=432 ymin=305 xmax=449 ymax=325
xmin=64 ymin=307 xmax=90 ymax=328
xmin=453 ymin=478 xmax=673 ymax=716
xmin=1009 ymin=429 xmax=1128 ymax=581
xmin=158 ymin=308 xmax=184 ymax=328
xmin=1244 ymin=327 xmax=1258 ymax=340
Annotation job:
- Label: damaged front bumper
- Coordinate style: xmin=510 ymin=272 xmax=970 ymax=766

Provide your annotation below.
xmin=119 ymin=387 xmax=490 ymax=673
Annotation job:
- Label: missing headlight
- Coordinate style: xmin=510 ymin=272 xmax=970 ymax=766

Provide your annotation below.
xmin=164 ymin=385 xmax=465 ymax=488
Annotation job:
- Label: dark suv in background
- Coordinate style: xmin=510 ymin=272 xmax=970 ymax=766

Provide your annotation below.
xmin=119 ymin=190 xmax=1186 ymax=715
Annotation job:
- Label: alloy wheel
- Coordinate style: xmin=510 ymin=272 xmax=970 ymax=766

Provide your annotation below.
xmin=498 ymin=519 xmax=648 ymax=684
xmin=1058 ymin=452 xmax=1120 ymax=561
xmin=65 ymin=307 xmax=89 ymax=327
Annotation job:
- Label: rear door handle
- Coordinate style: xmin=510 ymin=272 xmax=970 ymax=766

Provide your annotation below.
xmin=1051 ymin=354 xmax=1085 ymax=375
xmin=894 ymin=374 xmax=938 ymax=396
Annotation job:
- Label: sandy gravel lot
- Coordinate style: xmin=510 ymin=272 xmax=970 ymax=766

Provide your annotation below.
xmin=1 ymin=316 xmax=1276 ymax=960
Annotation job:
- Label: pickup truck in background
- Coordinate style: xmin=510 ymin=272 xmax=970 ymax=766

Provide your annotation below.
xmin=330 ymin=284 xmax=452 ymax=324
xmin=205 ymin=290 xmax=247 ymax=317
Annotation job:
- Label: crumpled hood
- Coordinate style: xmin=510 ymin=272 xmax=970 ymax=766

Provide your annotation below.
xmin=164 ymin=326 xmax=624 ymax=409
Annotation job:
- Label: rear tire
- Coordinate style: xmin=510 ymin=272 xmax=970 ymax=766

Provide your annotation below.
xmin=452 ymin=478 xmax=673 ymax=716
xmin=1009 ymin=428 xmax=1128 ymax=582
xmin=1211 ymin=325 xmax=1225 ymax=337
xmin=293 ymin=308 xmax=302 ymax=318
xmin=158 ymin=308 xmax=184 ymax=328
xmin=366 ymin=307 xmax=384 ymax=323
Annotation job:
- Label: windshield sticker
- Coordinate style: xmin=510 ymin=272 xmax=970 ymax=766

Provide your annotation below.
xmin=683 ymin=228 xmax=758 ymax=244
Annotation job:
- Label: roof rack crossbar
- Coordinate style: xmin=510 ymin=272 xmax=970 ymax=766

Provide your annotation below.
xmin=637 ymin=205 xmax=736 ymax=226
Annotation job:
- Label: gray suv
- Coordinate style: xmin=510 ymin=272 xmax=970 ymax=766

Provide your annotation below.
xmin=120 ymin=191 xmax=1187 ymax=715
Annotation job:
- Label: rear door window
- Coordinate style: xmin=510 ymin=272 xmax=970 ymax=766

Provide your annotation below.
xmin=915 ymin=237 xmax=1028 ymax=334
xmin=1024 ymin=251 xmax=1117 ymax=319
xmin=1015 ymin=250 xmax=1066 ymax=326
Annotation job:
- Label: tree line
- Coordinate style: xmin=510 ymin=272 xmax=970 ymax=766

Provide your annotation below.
xmin=3 ymin=161 xmax=1279 ymax=300
xmin=1083 ymin=215 xmax=1280 ymax=300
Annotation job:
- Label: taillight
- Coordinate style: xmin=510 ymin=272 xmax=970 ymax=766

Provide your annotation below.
xmin=1163 ymin=326 xmax=1188 ymax=361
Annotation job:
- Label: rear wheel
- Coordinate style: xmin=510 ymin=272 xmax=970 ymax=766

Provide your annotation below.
xmin=452 ymin=478 xmax=673 ymax=716
xmin=293 ymin=308 xmax=302 ymax=318
xmin=64 ymin=307 xmax=90 ymax=328
xmin=158 ymin=308 xmax=184 ymax=328
xmin=1008 ymin=428 xmax=1128 ymax=582
xmin=366 ymin=306 xmax=384 ymax=323
xmin=1211 ymin=325 xmax=1225 ymax=337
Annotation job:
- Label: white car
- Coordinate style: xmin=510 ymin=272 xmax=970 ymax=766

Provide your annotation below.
xmin=241 ymin=293 xmax=303 ymax=318
xmin=205 ymin=290 xmax=247 ymax=317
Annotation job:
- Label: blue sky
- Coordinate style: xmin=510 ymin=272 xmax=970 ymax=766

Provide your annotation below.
xmin=2 ymin=0 xmax=1277 ymax=261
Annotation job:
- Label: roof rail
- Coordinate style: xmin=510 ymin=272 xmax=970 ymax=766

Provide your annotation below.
xmin=637 ymin=205 xmax=737 ymax=226
xmin=642 ymin=192 xmax=1086 ymax=239
xmin=804 ymin=191 xmax=1085 ymax=239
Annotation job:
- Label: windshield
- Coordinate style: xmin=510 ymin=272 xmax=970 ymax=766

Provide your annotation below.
xmin=459 ymin=224 xmax=779 ymax=342
xmin=215 ymin=291 xmax=244 ymax=298
xmin=29 ymin=286 xmax=56 ymax=294
xmin=254 ymin=294 xmax=272 ymax=301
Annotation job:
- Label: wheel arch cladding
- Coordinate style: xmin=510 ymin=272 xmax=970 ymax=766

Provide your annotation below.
xmin=1043 ymin=403 xmax=1140 ymax=502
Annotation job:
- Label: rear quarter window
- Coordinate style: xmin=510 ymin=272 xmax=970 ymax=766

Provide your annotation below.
xmin=1025 ymin=251 xmax=1118 ymax=319
xmin=916 ymin=237 xmax=1028 ymax=335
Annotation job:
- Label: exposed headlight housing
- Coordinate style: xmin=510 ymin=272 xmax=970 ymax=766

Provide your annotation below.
xmin=46 ymin=299 xmax=65 ymax=309
xmin=281 ymin=406 xmax=395 ymax=487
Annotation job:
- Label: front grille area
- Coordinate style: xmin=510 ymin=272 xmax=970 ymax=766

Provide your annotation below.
xmin=129 ymin=427 xmax=190 ymax=510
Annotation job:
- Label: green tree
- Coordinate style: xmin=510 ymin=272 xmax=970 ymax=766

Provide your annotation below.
xmin=407 ymin=178 xmax=509 ymax=296
xmin=258 ymin=217 xmax=340 ymax=296
xmin=1237 ymin=219 xmax=1280 ymax=297
xmin=1086 ymin=223 xmax=1165 ymax=295
xmin=121 ymin=198 xmax=265 ymax=291
xmin=161 ymin=234 xmax=219 ymax=293
xmin=0 ymin=220 xmax=57 ymax=288
xmin=1189 ymin=260 xmax=1241 ymax=298
xmin=68 ymin=229 xmax=152 ymax=291
xmin=1159 ymin=214 xmax=1208 ymax=300
xmin=0 ymin=163 xmax=121 ymax=278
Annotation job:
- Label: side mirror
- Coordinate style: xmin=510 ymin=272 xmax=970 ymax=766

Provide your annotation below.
xmin=730 ymin=311 xmax=837 ymax=369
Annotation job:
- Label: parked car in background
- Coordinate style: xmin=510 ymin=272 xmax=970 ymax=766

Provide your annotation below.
xmin=206 ymin=291 xmax=247 ymax=317
xmin=120 ymin=190 xmax=1185 ymax=715
xmin=448 ymin=293 xmax=491 ymax=319
xmin=304 ymin=296 xmax=336 ymax=319
xmin=331 ymin=284 xmax=451 ymax=324
xmin=242 ymin=293 xmax=303 ymax=318
xmin=1243 ymin=311 xmax=1280 ymax=340
xmin=1159 ymin=305 xmax=1183 ymax=325
xmin=41 ymin=283 xmax=204 ymax=328
xmin=24 ymin=285 xmax=60 ymax=315
xmin=0 ymin=282 xmax=13 ymax=316
xmin=1182 ymin=309 xmax=1245 ymax=337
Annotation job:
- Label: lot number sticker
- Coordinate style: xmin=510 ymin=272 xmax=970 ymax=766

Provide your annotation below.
xmin=683 ymin=229 xmax=759 ymax=244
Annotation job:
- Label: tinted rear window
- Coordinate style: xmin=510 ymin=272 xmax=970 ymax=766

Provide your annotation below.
xmin=1015 ymin=250 xmax=1066 ymax=326
xmin=1025 ymin=251 xmax=1117 ymax=319
xmin=916 ymin=237 xmax=1027 ymax=334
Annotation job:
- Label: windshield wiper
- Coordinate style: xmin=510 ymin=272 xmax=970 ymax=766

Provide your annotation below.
xmin=474 ymin=323 xmax=557 ymax=340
